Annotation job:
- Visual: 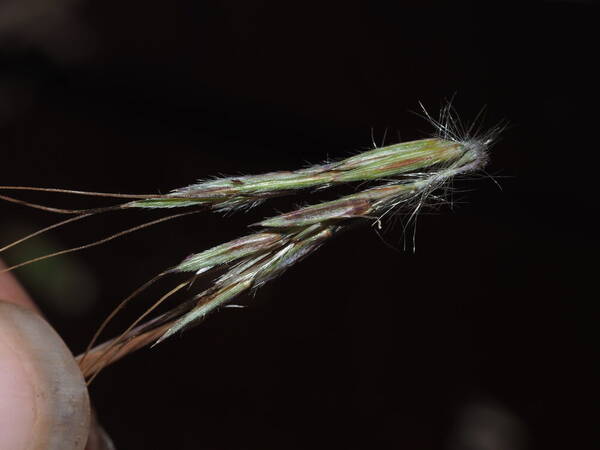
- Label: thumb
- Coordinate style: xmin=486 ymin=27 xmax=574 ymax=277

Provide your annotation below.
xmin=0 ymin=300 xmax=90 ymax=449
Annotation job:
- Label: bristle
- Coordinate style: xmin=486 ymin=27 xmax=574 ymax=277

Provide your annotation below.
xmin=0 ymin=210 xmax=201 ymax=274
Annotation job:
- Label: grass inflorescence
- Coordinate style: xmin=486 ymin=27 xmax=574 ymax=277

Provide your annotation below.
xmin=0 ymin=109 xmax=501 ymax=381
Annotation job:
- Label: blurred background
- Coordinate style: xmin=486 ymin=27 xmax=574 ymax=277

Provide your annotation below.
xmin=0 ymin=1 xmax=597 ymax=448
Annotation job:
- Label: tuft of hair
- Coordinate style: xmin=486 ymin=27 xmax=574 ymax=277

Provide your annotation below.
xmin=371 ymin=101 xmax=506 ymax=250
xmin=419 ymin=99 xmax=505 ymax=166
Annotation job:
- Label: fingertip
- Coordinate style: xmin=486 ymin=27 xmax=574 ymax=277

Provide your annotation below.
xmin=0 ymin=301 xmax=90 ymax=449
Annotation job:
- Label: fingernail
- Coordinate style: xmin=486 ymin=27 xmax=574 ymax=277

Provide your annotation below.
xmin=0 ymin=301 xmax=90 ymax=449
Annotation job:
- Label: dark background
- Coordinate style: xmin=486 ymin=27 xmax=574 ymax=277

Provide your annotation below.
xmin=0 ymin=1 xmax=597 ymax=449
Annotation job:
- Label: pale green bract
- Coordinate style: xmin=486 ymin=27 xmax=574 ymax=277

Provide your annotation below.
xmin=127 ymin=138 xmax=469 ymax=211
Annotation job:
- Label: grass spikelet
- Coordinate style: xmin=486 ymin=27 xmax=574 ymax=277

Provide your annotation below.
xmin=1 ymin=110 xmax=500 ymax=380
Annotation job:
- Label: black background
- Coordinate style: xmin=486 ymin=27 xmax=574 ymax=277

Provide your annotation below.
xmin=0 ymin=1 xmax=597 ymax=449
